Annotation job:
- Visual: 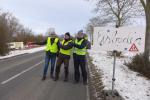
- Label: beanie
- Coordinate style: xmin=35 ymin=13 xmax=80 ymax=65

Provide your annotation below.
xmin=65 ymin=32 xmax=70 ymax=37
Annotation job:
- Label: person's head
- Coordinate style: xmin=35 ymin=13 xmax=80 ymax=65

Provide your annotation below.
xmin=77 ymin=30 xmax=84 ymax=39
xmin=50 ymin=32 xmax=57 ymax=38
xmin=64 ymin=32 xmax=71 ymax=40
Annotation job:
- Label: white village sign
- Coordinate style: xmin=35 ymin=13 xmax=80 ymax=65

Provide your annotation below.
xmin=93 ymin=27 xmax=145 ymax=53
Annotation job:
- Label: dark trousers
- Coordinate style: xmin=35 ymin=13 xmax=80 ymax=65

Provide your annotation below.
xmin=55 ymin=56 xmax=70 ymax=79
xmin=43 ymin=53 xmax=56 ymax=76
xmin=73 ymin=54 xmax=87 ymax=82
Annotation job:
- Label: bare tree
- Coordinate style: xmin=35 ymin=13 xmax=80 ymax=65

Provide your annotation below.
xmin=0 ymin=12 xmax=10 ymax=55
xmin=0 ymin=9 xmax=47 ymax=55
xmin=86 ymin=16 xmax=112 ymax=43
xmin=140 ymin=0 xmax=150 ymax=63
xmin=7 ymin=15 xmax=20 ymax=39
xmin=35 ymin=34 xmax=46 ymax=42
xmin=88 ymin=0 xmax=143 ymax=27
xmin=14 ymin=27 xmax=35 ymax=44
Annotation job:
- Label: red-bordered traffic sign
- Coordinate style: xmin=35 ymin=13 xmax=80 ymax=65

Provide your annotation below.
xmin=129 ymin=43 xmax=139 ymax=52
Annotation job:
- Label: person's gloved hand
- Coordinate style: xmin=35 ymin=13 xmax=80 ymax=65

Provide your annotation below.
xmin=73 ymin=43 xmax=78 ymax=47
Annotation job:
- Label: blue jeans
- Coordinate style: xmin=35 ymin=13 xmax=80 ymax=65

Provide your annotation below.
xmin=43 ymin=53 xmax=56 ymax=76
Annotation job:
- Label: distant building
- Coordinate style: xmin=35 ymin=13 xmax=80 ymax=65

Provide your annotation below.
xmin=8 ymin=42 xmax=24 ymax=50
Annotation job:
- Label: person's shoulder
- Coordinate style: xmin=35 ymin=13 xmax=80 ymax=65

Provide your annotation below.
xmin=68 ymin=39 xmax=74 ymax=45
xmin=83 ymin=39 xmax=88 ymax=43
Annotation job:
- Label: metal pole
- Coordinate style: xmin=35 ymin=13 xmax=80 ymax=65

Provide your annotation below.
xmin=112 ymin=50 xmax=117 ymax=94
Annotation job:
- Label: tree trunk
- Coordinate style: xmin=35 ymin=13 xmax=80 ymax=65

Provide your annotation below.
xmin=116 ymin=16 xmax=122 ymax=28
xmin=144 ymin=3 xmax=150 ymax=66
xmin=91 ymin=26 xmax=94 ymax=45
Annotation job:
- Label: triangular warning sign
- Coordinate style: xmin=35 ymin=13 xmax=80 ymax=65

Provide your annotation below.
xmin=129 ymin=43 xmax=139 ymax=52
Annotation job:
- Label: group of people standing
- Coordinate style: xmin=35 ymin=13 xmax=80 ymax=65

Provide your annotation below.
xmin=38 ymin=30 xmax=91 ymax=85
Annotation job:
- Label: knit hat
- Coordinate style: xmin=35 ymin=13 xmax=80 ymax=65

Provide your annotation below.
xmin=78 ymin=30 xmax=83 ymax=34
xmin=65 ymin=32 xmax=70 ymax=37
xmin=77 ymin=30 xmax=84 ymax=38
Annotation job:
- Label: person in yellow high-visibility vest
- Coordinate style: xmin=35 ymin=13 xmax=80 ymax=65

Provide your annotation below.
xmin=73 ymin=30 xmax=88 ymax=85
xmin=34 ymin=32 xmax=59 ymax=81
xmin=84 ymin=34 xmax=91 ymax=49
xmin=54 ymin=32 xmax=73 ymax=82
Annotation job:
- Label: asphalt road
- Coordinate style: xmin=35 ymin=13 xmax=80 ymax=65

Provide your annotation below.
xmin=0 ymin=51 xmax=87 ymax=100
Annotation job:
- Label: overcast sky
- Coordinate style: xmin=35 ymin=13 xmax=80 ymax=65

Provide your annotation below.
xmin=0 ymin=0 xmax=94 ymax=35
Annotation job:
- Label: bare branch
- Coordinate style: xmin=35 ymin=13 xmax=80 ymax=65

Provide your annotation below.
xmin=87 ymin=0 xmax=144 ymax=27
xmin=140 ymin=0 xmax=146 ymax=8
xmin=105 ymin=0 xmax=118 ymax=17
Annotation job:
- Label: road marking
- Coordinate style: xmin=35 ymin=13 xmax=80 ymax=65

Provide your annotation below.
xmin=0 ymin=53 xmax=29 ymax=63
xmin=0 ymin=51 xmax=43 ymax=63
xmin=1 ymin=60 xmax=44 ymax=85
xmin=0 ymin=55 xmax=43 ymax=73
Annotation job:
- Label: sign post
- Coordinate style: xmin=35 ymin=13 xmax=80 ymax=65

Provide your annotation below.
xmin=112 ymin=50 xmax=117 ymax=94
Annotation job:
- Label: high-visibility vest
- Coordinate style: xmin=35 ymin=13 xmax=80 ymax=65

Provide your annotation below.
xmin=60 ymin=39 xmax=73 ymax=56
xmin=74 ymin=39 xmax=86 ymax=55
xmin=45 ymin=37 xmax=59 ymax=53
xmin=84 ymin=35 xmax=88 ymax=40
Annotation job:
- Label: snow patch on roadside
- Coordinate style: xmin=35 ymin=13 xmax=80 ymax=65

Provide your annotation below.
xmin=89 ymin=50 xmax=150 ymax=100
xmin=0 ymin=46 xmax=45 ymax=60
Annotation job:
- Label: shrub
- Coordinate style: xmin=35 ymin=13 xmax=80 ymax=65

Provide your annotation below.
xmin=125 ymin=53 xmax=150 ymax=79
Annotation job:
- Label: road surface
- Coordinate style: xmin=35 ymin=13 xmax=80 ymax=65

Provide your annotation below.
xmin=0 ymin=51 xmax=87 ymax=100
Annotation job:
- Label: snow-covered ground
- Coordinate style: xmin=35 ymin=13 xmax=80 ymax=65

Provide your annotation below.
xmin=89 ymin=50 xmax=150 ymax=100
xmin=0 ymin=46 xmax=45 ymax=60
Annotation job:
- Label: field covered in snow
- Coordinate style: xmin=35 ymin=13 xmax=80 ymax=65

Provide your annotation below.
xmin=89 ymin=50 xmax=150 ymax=100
